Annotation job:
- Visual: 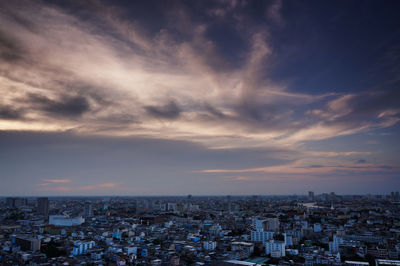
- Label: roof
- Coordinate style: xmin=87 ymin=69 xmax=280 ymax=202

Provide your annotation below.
xmin=224 ymin=260 xmax=259 ymax=265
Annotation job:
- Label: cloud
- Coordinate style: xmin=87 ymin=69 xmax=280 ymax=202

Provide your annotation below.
xmin=199 ymin=158 xmax=397 ymax=177
xmin=42 ymin=179 xmax=71 ymax=183
xmin=356 ymin=159 xmax=366 ymax=164
xmin=0 ymin=105 xmax=24 ymax=120
xmin=0 ymin=27 xmax=27 ymax=62
xmin=267 ymin=0 xmax=284 ymax=26
xmin=305 ymin=88 xmax=400 ymax=142
xmin=27 ymin=93 xmax=90 ymax=118
xmin=308 ymin=164 xmax=324 ymax=168
xmin=0 ymin=0 xmax=398 ymax=151
xmin=77 ymin=183 xmax=118 ymax=191
xmin=37 ymin=186 xmax=72 ymax=192
xmin=144 ymin=100 xmax=182 ymax=119
xmin=36 ymin=181 xmax=119 ymax=192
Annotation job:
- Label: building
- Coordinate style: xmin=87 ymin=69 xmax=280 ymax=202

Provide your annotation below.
xmin=252 ymin=218 xmax=266 ymax=231
xmin=313 ymin=223 xmax=322 ymax=233
xmin=345 ymin=261 xmax=369 ymax=266
xmin=251 ymin=230 xmax=274 ymax=243
xmin=170 ymin=256 xmax=180 ymax=266
xmin=203 ymin=241 xmax=217 ymax=250
xmin=375 ymin=259 xmax=400 ymax=266
xmin=49 ymin=215 xmax=85 ymax=226
xmin=84 ymin=202 xmax=93 ymax=218
xmin=37 ymin=197 xmax=49 ymax=218
xmin=266 ymin=218 xmax=280 ymax=231
xmin=329 ymin=235 xmax=342 ymax=253
xmin=72 ymin=240 xmax=95 ymax=256
xmin=231 ymin=242 xmax=254 ymax=259
xmin=308 ymin=191 xmax=315 ymax=201
xmin=6 ymin=197 xmax=27 ymax=208
xmin=16 ymin=236 xmax=41 ymax=252
xmin=265 ymin=240 xmax=285 ymax=257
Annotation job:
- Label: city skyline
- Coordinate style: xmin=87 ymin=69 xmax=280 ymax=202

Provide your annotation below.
xmin=0 ymin=0 xmax=399 ymax=196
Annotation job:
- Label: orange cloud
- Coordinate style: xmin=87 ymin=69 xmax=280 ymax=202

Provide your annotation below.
xmin=200 ymin=161 xmax=396 ymax=175
xmin=77 ymin=183 xmax=118 ymax=191
xmin=37 ymin=186 xmax=72 ymax=192
xmin=35 ymin=181 xmax=119 ymax=192
xmin=42 ymin=179 xmax=72 ymax=183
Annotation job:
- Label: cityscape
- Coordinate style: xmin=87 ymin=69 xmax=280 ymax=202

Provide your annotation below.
xmin=0 ymin=193 xmax=400 ymax=265
xmin=1 ymin=0 xmax=400 ymax=265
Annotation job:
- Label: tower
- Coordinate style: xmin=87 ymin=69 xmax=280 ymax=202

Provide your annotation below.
xmin=84 ymin=202 xmax=93 ymax=218
xmin=308 ymin=191 xmax=314 ymax=201
xmin=37 ymin=197 xmax=49 ymax=218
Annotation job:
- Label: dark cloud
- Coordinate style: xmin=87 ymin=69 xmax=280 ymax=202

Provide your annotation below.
xmin=145 ymin=100 xmax=181 ymax=119
xmin=378 ymin=165 xmax=393 ymax=170
xmin=317 ymin=88 xmax=400 ymax=132
xmin=326 ymin=88 xmax=400 ymax=125
xmin=0 ymin=105 xmax=24 ymax=120
xmin=308 ymin=164 xmax=324 ymax=168
xmin=236 ymin=102 xmax=277 ymax=122
xmin=231 ymin=100 xmax=301 ymax=132
xmin=356 ymin=159 xmax=366 ymax=164
xmin=28 ymin=93 xmax=90 ymax=117
xmin=0 ymin=30 xmax=24 ymax=62
xmin=0 ymin=129 xmax=295 ymax=172
xmin=349 ymin=89 xmax=400 ymax=118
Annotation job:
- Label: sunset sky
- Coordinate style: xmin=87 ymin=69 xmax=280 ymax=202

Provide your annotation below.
xmin=0 ymin=0 xmax=399 ymax=196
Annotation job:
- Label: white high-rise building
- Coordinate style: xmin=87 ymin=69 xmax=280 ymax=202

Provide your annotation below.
xmin=84 ymin=202 xmax=93 ymax=218
xmin=313 ymin=223 xmax=322 ymax=233
xmin=329 ymin=234 xmax=342 ymax=253
xmin=251 ymin=230 xmax=274 ymax=243
xmin=203 ymin=241 xmax=217 ymax=250
xmin=265 ymin=240 xmax=286 ymax=257
xmin=252 ymin=218 xmax=266 ymax=231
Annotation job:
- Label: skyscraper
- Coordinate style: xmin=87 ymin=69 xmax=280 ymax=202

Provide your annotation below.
xmin=6 ymin=197 xmax=27 ymax=208
xmin=84 ymin=202 xmax=93 ymax=218
xmin=37 ymin=197 xmax=49 ymax=218
xmin=308 ymin=191 xmax=315 ymax=201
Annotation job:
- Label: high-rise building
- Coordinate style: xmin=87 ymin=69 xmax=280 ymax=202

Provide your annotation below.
xmin=266 ymin=218 xmax=280 ymax=231
xmin=37 ymin=197 xmax=49 ymax=218
xmin=329 ymin=234 xmax=342 ymax=253
xmin=6 ymin=197 xmax=27 ymax=208
xmin=391 ymin=191 xmax=400 ymax=201
xmin=251 ymin=230 xmax=274 ymax=243
xmin=265 ymin=240 xmax=286 ymax=257
xmin=308 ymin=191 xmax=315 ymax=201
xmin=84 ymin=202 xmax=93 ymax=218
xmin=16 ymin=237 xmax=41 ymax=252
xmin=6 ymin=197 xmax=15 ymax=208
xmin=330 ymin=192 xmax=337 ymax=202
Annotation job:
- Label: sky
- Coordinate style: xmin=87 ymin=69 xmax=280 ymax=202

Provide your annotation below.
xmin=0 ymin=0 xmax=399 ymax=196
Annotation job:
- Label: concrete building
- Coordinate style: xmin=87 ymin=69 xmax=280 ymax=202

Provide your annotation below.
xmin=49 ymin=215 xmax=85 ymax=226
xmin=329 ymin=234 xmax=342 ymax=253
xmin=203 ymin=241 xmax=217 ymax=250
xmin=84 ymin=202 xmax=93 ymax=218
xmin=6 ymin=197 xmax=27 ymax=208
xmin=72 ymin=240 xmax=95 ymax=256
xmin=37 ymin=197 xmax=49 ymax=218
xmin=251 ymin=230 xmax=274 ymax=243
xmin=265 ymin=240 xmax=285 ymax=257
xmin=308 ymin=191 xmax=315 ymax=201
xmin=16 ymin=237 xmax=41 ymax=252
xmin=231 ymin=242 xmax=255 ymax=259
xmin=313 ymin=223 xmax=322 ymax=233
xmin=266 ymin=218 xmax=280 ymax=231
